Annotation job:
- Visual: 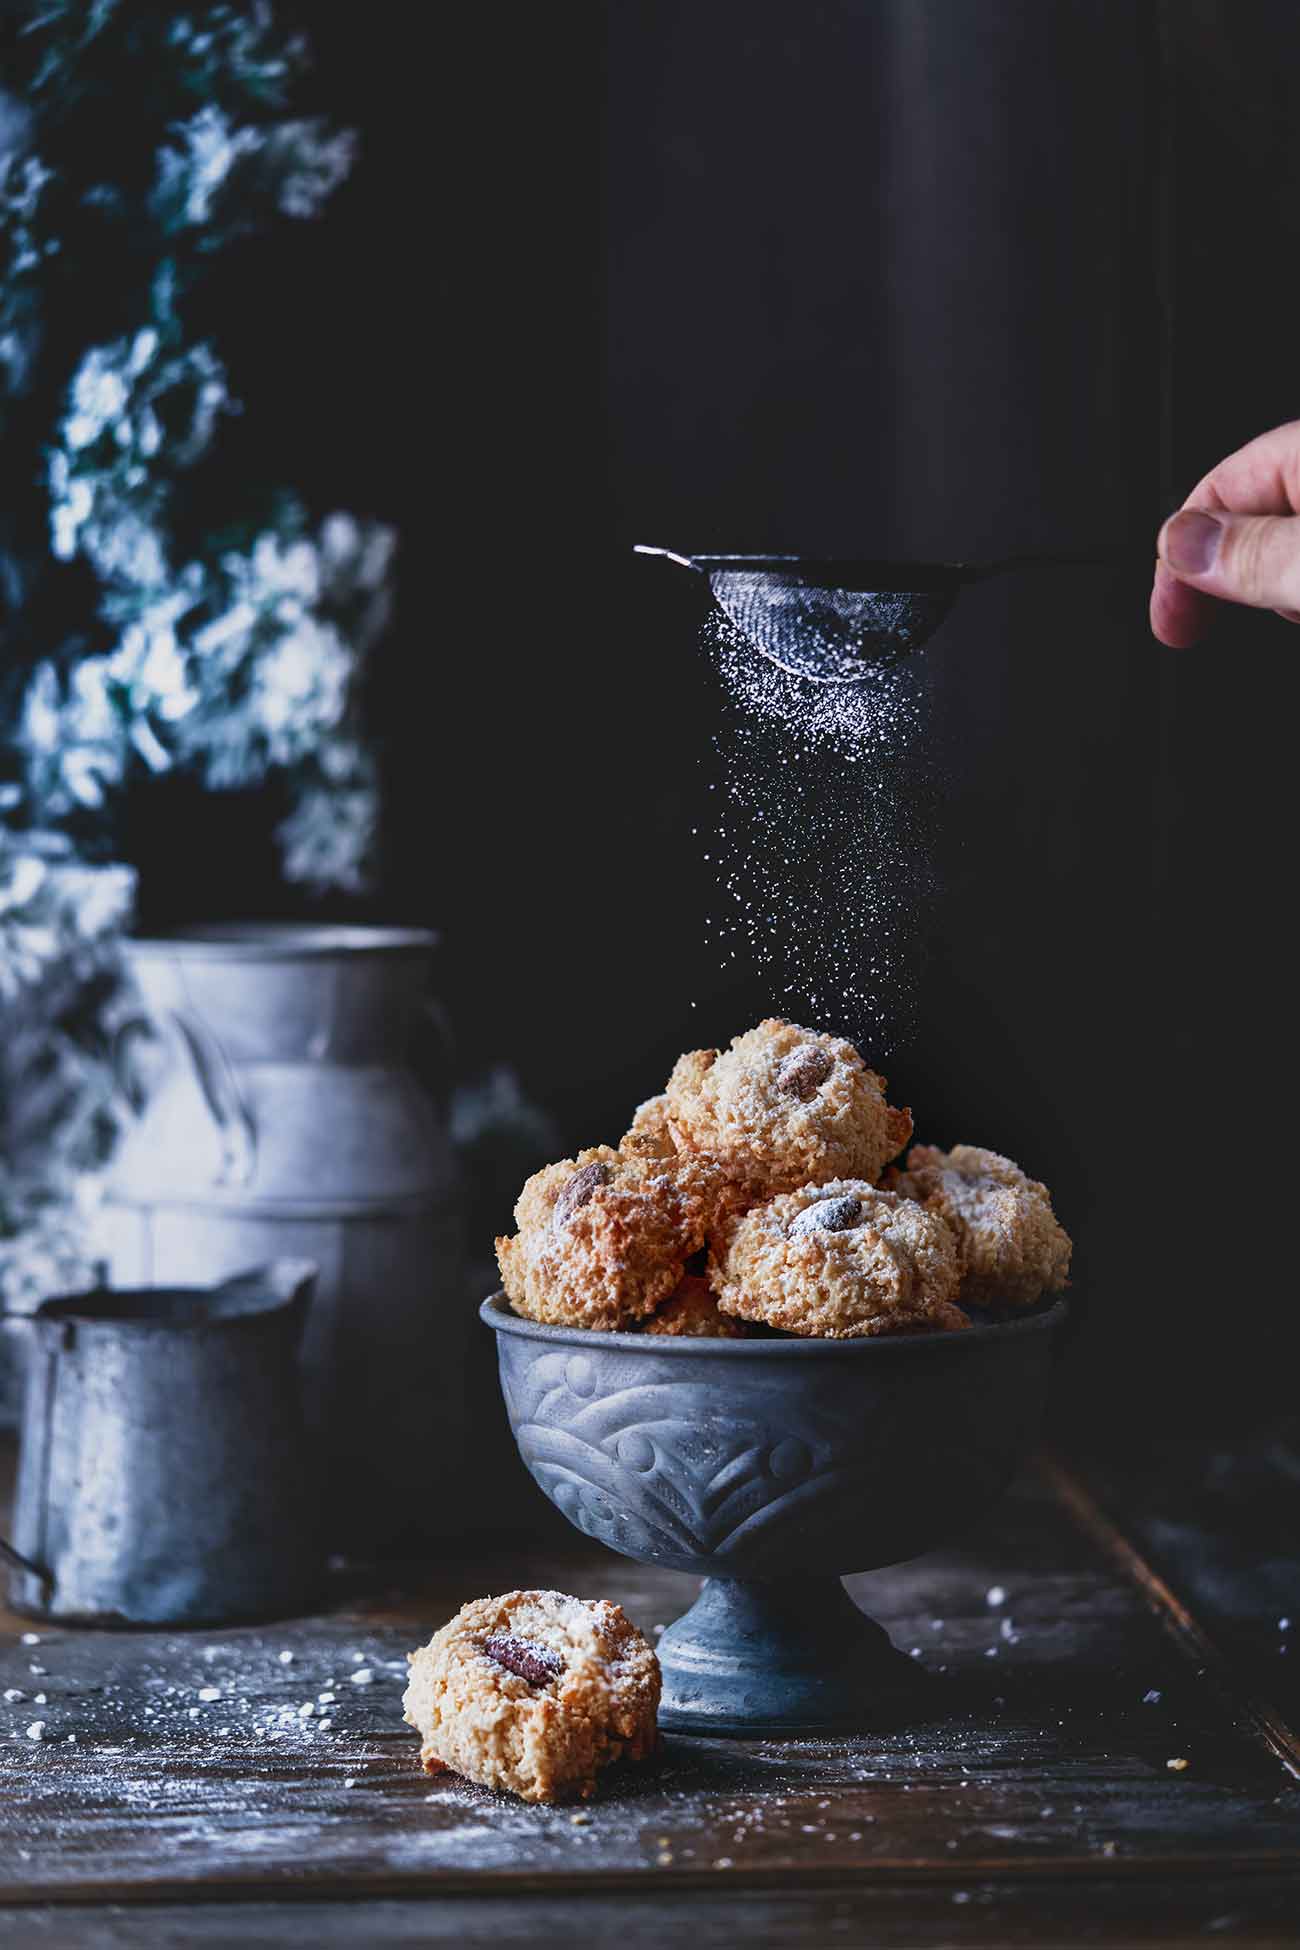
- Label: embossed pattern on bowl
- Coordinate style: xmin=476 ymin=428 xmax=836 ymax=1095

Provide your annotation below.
xmin=483 ymin=1295 xmax=1066 ymax=1579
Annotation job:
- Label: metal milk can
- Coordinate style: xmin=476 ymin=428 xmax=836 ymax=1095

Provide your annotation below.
xmin=1 ymin=1262 xmax=319 ymax=1624
xmin=93 ymin=925 xmax=465 ymax=1553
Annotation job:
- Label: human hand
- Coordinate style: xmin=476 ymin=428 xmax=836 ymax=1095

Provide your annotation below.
xmin=1151 ymin=420 xmax=1300 ymax=647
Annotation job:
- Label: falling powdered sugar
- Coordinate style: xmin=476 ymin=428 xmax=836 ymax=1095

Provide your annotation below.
xmin=700 ymin=615 xmax=935 ymax=1049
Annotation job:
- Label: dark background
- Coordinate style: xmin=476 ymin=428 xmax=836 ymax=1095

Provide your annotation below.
xmin=162 ymin=1 xmax=1300 ymax=1422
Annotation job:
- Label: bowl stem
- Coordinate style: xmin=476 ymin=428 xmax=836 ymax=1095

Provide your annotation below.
xmin=656 ymin=1574 xmax=926 ymax=1736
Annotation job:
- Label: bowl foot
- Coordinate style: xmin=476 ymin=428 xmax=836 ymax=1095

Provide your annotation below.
xmin=657 ymin=1574 xmax=927 ymax=1736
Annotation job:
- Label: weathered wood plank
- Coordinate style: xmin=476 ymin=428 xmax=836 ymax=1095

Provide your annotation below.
xmin=1060 ymin=1432 xmax=1300 ymax=1730
xmin=1 ymin=1467 xmax=1297 ymax=1906
xmin=4 ymin=1876 xmax=1300 ymax=1949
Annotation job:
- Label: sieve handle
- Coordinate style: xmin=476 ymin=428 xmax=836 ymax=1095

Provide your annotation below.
xmin=632 ymin=544 xmax=701 ymax=571
xmin=959 ymin=545 xmax=1148 ymax=583
xmin=636 ymin=543 xmax=1146 ymax=585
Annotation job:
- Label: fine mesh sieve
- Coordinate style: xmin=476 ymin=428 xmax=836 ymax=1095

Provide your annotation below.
xmin=634 ymin=546 xmax=1124 ymax=683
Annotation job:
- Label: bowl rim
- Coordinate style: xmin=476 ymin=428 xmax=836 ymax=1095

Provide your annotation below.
xmin=480 ymin=1291 xmax=1068 ymax=1356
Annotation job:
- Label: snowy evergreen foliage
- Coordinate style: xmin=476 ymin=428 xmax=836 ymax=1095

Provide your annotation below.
xmin=0 ymin=4 xmax=394 ymax=1321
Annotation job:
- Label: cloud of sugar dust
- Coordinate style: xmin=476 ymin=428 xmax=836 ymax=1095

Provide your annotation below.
xmin=701 ymin=614 xmax=937 ymax=1054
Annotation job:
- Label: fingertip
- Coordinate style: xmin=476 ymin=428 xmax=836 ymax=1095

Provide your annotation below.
xmin=1150 ymin=562 xmax=1211 ymax=648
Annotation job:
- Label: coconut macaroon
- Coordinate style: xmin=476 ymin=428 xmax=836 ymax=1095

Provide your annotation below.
xmin=620 ymin=1093 xmax=751 ymax=1238
xmin=709 ymin=1180 xmax=965 ymax=1339
xmin=641 ymin=1273 xmax=748 ymax=1339
xmin=889 ymin=1143 xmax=1071 ymax=1310
xmin=403 ymin=1590 xmax=660 ymax=1804
xmin=619 ymin=1093 xmax=679 ymax=1164
xmin=664 ymin=1019 xmax=912 ymax=1202
xmin=496 ymin=1146 xmax=702 ymax=1331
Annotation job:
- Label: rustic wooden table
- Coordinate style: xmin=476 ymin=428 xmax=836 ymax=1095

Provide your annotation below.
xmin=2 ymin=1435 xmax=1298 ymax=1946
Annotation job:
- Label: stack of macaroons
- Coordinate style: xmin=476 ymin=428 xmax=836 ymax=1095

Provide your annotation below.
xmin=495 ymin=1019 xmax=1071 ymax=1340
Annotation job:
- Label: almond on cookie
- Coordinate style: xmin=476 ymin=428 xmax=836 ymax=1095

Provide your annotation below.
xmin=709 ymin=1180 xmax=964 ymax=1339
xmin=663 ymin=1019 xmax=912 ymax=1201
xmin=403 ymin=1590 xmax=660 ymax=1803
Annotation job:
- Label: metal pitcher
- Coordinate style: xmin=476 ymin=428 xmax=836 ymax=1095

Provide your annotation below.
xmin=96 ymin=925 xmax=465 ymax=1555
xmin=0 ymin=1261 xmax=321 ymax=1625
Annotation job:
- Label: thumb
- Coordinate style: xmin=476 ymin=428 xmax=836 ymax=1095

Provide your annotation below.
xmin=1158 ymin=508 xmax=1300 ymax=615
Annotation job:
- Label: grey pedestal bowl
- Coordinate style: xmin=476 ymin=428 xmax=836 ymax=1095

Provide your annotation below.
xmin=482 ymin=1293 xmax=1066 ymax=1736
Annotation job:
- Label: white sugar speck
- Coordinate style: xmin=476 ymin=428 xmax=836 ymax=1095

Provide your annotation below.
xmin=349 ymin=1668 xmax=374 ymax=1687
xmin=26 ymin=1722 xmax=45 ymax=1741
xmin=985 ymin=1586 xmax=1006 ymax=1608
xmin=277 ymin=1650 xmax=295 ymax=1665
xmin=701 ymin=615 xmax=935 ymax=1048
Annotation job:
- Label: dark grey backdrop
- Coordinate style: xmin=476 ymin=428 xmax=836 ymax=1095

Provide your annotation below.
xmin=172 ymin=1 xmax=1300 ymax=1421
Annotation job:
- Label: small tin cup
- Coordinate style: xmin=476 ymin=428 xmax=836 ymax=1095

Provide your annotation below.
xmin=1 ymin=1261 xmax=321 ymax=1625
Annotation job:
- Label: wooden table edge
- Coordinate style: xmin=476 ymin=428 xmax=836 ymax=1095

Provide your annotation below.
xmin=1 ymin=1850 xmax=1299 ymax=1912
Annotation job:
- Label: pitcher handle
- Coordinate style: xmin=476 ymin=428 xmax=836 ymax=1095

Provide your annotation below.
xmin=110 ymin=1015 xmax=156 ymax=1115
xmin=0 ymin=1316 xmax=54 ymax=1593
xmin=169 ymin=1010 xmax=257 ymax=1189
xmin=0 ymin=1535 xmax=51 ymax=1587
xmin=215 ymin=1261 xmax=317 ymax=1350
xmin=110 ymin=1008 xmax=257 ymax=1189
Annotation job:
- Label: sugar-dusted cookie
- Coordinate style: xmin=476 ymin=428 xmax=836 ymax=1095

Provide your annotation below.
xmin=403 ymin=1589 xmax=660 ymax=1803
xmin=619 ymin=1093 xmax=678 ymax=1164
xmin=496 ymin=1146 xmax=694 ymax=1330
xmin=888 ymin=1143 xmax=1071 ymax=1310
xmin=664 ymin=1019 xmax=912 ymax=1201
xmin=620 ymin=1093 xmax=752 ymax=1236
xmin=710 ymin=1180 xmax=965 ymax=1339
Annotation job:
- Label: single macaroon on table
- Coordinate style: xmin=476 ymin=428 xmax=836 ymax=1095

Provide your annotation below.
xmin=481 ymin=1292 xmax=1067 ymax=1735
